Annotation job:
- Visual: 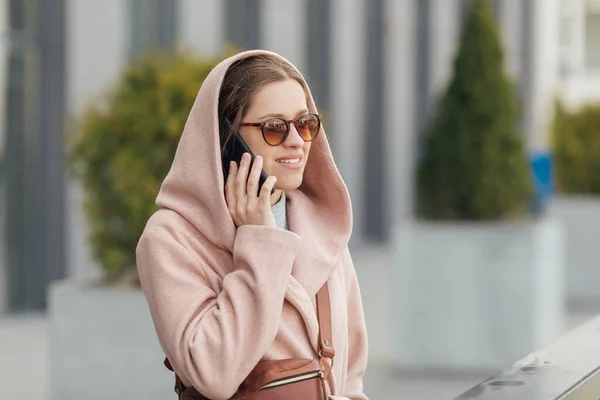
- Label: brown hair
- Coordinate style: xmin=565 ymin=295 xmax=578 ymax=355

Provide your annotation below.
xmin=218 ymin=54 xmax=310 ymax=152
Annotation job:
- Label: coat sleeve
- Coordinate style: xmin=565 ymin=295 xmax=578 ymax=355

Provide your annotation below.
xmin=136 ymin=223 xmax=301 ymax=399
xmin=330 ymin=251 xmax=369 ymax=400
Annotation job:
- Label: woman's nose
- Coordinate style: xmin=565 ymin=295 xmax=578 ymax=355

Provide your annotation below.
xmin=284 ymin=123 xmax=304 ymax=147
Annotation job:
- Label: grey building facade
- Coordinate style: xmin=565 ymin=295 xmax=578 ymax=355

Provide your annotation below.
xmin=0 ymin=0 xmax=582 ymax=313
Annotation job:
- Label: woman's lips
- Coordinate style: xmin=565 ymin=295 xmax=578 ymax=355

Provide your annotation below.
xmin=275 ymin=157 xmax=303 ymax=169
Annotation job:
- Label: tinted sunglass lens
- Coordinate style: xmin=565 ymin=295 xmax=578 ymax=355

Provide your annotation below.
xmin=263 ymin=119 xmax=288 ymax=145
xmin=297 ymin=114 xmax=320 ymax=141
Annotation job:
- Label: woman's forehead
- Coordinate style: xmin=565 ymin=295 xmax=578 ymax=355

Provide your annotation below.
xmin=247 ymin=79 xmax=308 ymax=119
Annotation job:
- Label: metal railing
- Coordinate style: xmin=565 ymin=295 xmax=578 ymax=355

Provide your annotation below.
xmin=454 ymin=314 xmax=600 ymax=399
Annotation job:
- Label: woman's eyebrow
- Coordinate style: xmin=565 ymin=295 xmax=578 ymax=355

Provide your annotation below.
xmin=258 ymin=108 xmax=310 ymax=120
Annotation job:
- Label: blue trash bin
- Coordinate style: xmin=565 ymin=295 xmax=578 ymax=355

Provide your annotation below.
xmin=528 ymin=150 xmax=555 ymax=215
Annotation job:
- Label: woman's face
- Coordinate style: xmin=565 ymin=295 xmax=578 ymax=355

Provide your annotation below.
xmin=238 ymin=79 xmax=312 ymax=194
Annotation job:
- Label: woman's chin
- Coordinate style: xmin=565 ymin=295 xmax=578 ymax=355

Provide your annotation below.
xmin=273 ymin=176 xmax=303 ymax=191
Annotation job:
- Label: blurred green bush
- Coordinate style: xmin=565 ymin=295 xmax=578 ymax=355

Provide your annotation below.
xmin=67 ymin=51 xmax=220 ymax=283
xmin=417 ymin=0 xmax=532 ymax=220
xmin=552 ymin=100 xmax=600 ymax=195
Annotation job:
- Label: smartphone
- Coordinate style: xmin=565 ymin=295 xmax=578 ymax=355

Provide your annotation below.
xmin=221 ymin=119 xmax=273 ymax=194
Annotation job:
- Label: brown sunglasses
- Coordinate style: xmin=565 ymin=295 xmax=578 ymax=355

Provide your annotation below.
xmin=240 ymin=113 xmax=321 ymax=146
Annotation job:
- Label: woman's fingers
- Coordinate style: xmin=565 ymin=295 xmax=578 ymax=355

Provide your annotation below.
xmin=259 ymin=176 xmax=277 ymax=205
xmin=247 ymin=155 xmax=263 ymax=198
xmin=226 ymin=152 xmax=277 ymax=228
xmin=235 ymin=153 xmax=251 ymax=207
xmin=225 ymin=161 xmax=238 ymax=217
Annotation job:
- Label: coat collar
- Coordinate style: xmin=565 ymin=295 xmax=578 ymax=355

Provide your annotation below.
xmin=280 ymin=189 xmax=350 ymax=353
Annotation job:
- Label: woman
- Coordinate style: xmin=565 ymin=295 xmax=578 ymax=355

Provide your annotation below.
xmin=136 ymin=50 xmax=369 ymax=399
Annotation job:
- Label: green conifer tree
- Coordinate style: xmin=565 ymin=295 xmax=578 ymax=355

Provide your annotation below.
xmin=417 ymin=0 xmax=532 ymax=220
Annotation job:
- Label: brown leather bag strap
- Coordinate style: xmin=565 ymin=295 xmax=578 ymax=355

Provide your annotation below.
xmin=316 ymin=282 xmax=335 ymax=360
xmin=164 ymin=358 xmax=190 ymax=397
xmin=164 ymin=357 xmax=209 ymax=399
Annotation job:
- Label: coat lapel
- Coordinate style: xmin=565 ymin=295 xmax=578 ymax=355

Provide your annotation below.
xmin=282 ymin=189 xmax=349 ymax=354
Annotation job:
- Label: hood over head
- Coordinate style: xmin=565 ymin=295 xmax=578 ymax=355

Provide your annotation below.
xmin=153 ymin=50 xmax=352 ymax=294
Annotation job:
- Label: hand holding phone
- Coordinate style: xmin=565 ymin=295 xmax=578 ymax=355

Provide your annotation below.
xmin=225 ymin=152 xmax=278 ymax=228
xmin=221 ymin=119 xmax=271 ymax=194
xmin=221 ymin=119 xmax=278 ymax=228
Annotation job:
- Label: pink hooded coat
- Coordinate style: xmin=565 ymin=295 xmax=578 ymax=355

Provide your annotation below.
xmin=136 ymin=50 xmax=369 ymax=400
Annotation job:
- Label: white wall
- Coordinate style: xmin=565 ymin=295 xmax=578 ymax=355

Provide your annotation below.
xmin=584 ymin=12 xmax=600 ymax=70
xmin=556 ymin=0 xmax=600 ymax=110
xmin=587 ymin=0 xmax=600 ymax=12
xmin=560 ymin=74 xmax=600 ymax=109
xmin=428 ymin=0 xmax=461 ymax=101
xmin=0 ymin=0 xmax=7 ymax=314
xmin=527 ymin=0 xmax=561 ymax=150
xmin=260 ymin=0 xmax=307 ymax=74
xmin=358 ymin=0 xmax=416 ymax=362
xmin=67 ymin=0 xmax=129 ymax=113
xmin=384 ymin=0 xmax=416 ymax=231
xmin=559 ymin=0 xmax=586 ymax=75
xmin=179 ymin=0 xmax=224 ymax=56
xmin=330 ymin=0 xmax=367 ymax=246
xmin=0 ymin=0 xmax=6 ymax=155
xmin=66 ymin=0 xmax=129 ymax=282
xmin=499 ymin=0 xmax=523 ymax=78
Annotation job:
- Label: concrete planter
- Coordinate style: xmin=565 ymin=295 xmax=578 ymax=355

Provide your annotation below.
xmin=550 ymin=196 xmax=600 ymax=306
xmin=392 ymin=217 xmax=566 ymax=370
xmin=48 ymin=279 xmax=173 ymax=400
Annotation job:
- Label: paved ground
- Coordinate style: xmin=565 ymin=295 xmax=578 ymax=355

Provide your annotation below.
xmin=1 ymin=309 xmax=596 ymax=400
xmin=0 ymin=313 xmax=48 ymax=400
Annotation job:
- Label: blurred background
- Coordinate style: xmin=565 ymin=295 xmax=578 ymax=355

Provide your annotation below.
xmin=1 ymin=0 xmax=600 ymax=399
